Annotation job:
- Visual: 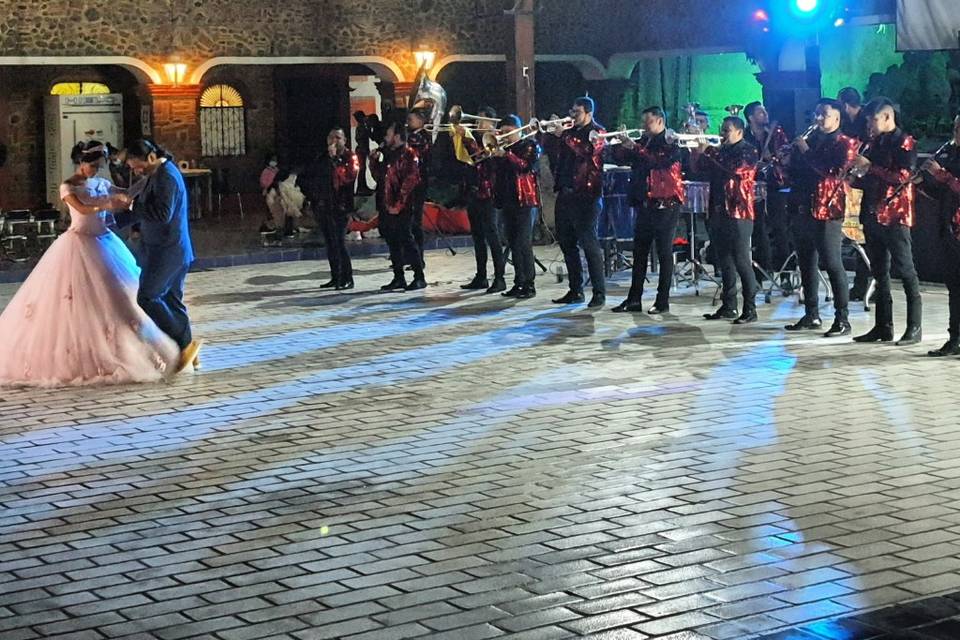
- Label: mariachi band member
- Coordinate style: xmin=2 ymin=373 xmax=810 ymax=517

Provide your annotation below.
xmin=406 ymin=108 xmax=433 ymax=268
xmin=744 ymin=101 xmax=791 ymax=285
xmin=838 ymin=87 xmax=873 ymax=303
xmin=697 ymin=116 xmax=760 ymax=324
xmin=610 ymin=106 xmax=684 ymax=314
xmin=457 ymin=107 xmax=507 ymax=293
xmin=369 ymin=121 xmax=426 ymax=292
xmin=784 ymin=99 xmax=858 ymax=337
xmin=919 ymin=113 xmax=960 ymax=357
xmin=544 ymin=96 xmax=607 ymax=308
xmin=850 ymin=98 xmax=922 ymax=345
xmin=490 ymin=115 xmax=542 ymax=300
xmin=323 ymin=128 xmax=359 ymax=290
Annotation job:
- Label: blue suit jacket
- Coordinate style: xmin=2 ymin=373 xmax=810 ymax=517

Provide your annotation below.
xmin=127 ymin=160 xmax=195 ymax=266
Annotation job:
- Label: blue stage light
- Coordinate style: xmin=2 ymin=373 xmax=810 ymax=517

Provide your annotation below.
xmin=795 ymin=0 xmax=819 ymax=13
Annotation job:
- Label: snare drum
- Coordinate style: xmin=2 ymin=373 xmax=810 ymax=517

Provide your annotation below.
xmin=683 ymin=181 xmax=709 ymax=214
xmin=843 ymin=187 xmax=865 ymax=244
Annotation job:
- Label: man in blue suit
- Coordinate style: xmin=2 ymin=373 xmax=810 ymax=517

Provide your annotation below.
xmin=122 ymin=139 xmax=201 ymax=374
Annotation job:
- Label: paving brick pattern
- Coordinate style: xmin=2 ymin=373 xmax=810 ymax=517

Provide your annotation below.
xmin=1 ymin=248 xmax=958 ymax=640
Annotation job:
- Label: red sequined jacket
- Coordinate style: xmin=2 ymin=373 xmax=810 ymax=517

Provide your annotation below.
xmin=862 ymin=129 xmax=917 ymax=227
xmin=790 ymin=129 xmax=859 ymax=221
xmin=369 ymin=145 xmax=421 ymax=215
xmin=493 ymin=138 xmax=542 ymax=210
xmin=462 ymin=131 xmax=495 ymax=201
xmin=924 ymin=145 xmax=960 ymax=240
xmin=698 ymin=139 xmax=759 ymax=221
xmin=332 ymin=149 xmax=360 ymax=213
xmin=544 ymin=121 xmax=606 ymax=197
xmin=611 ymin=130 xmax=684 ymax=207
xmin=407 ymin=127 xmax=432 ymax=189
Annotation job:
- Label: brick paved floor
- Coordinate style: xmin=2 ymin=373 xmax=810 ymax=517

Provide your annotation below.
xmin=0 ymin=247 xmax=958 ymax=640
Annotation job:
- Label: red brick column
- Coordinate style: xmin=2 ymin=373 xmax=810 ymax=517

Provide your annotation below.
xmin=146 ymin=84 xmax=202 ymax=161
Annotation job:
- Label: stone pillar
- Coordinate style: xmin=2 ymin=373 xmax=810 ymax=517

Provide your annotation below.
xmin=754 ymin=38 xmax=822 ymax=137
xmin=391 ymin=82 xmax=416 ymax=111
xmin=349 ymin=75 xmax=382 ymax=188
xmin=146 ymin=84 xmax=202 ymax=161
xmin=506 ymin=0 xmax=536 ymax=121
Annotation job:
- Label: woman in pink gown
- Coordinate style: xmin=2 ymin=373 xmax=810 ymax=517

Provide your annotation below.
xmin=0 ymin=141 xmax=180 ymax=387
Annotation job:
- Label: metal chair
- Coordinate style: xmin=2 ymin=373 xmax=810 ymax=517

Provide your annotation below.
xmin=2 ymin=210 xmax=33 ymax=262
xmin=33 ymin=208 xmax=61 ymax=249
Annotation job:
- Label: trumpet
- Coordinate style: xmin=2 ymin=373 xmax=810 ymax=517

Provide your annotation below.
xmin=448 ymin=105 xmax=500 ymax=126
xmin=594 ymin=128 xmax=645 ymax=145
xmin=884 ymin=138 xmax=955 ymax=205
xmin=666 ymin=129 xmax=722 ymax=148
xmin=470 ymin=121 xmax=541 ymax=161
xmin=535 ymin=116 xmax=575 ymax=134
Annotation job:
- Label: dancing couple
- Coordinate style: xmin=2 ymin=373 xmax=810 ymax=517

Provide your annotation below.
xmin=0 ymin=139 xmax=201 ymax=386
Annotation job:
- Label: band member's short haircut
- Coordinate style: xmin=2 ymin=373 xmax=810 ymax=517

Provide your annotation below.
xmin=744 ymin=101 xmax=764 ymax=120
xmin=695 ymin=110 xmax=709 ymax=119
xmin=817 ymin=98 xmax=843 ymax=114
xmin=863 ymin=97 xmax=899 ymax=125
xmin=479 ymin=106 xmax=498 ymax=120
xmin=641 ymin=106 xmax=666 ymax=120
xmin=500 ymin=114 xmax=523 ymax=129
xmin=573 ymin=96 xmax=595 ymax=113
xmin=723 ymin=116 xmax=745 ymax=132
xmin=389 ymin=122 xmax=408 ymax=142
xmin=838 ymin=87 xmax=862 ymax=108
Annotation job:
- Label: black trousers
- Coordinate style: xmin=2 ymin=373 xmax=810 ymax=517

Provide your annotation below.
xmin=555 ymin=190 xmax=605 ymax=295
xmin=411 ymin=187 xmax=427 ymax=267
xmin=380 ymin=209 xmax=420 ymax=275
xmin=627 ymin=203 xmax=680 ymax=306
xmin=794 ymin=213 xmax=849 ymax=322
xmin=504 ymin=205 xmax=538 ymax=287
xmin=356 ymin=151 xmax=371 ymax=193
xmin=319 ymin=209 xmax=353 ymax=284
xmin=945 ymin=237 xmax=960 ymax=340
xmin=752 ymin=196 xmax=772 ymax=275
xmin=862 ymin=211 xmax=922 ymax=329
xmin=467 ymin=193 xmax=505 ymax=279
xmin=713 ymin=215 xmax=758 ymax=313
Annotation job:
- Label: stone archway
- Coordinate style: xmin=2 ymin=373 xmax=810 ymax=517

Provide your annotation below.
xmin=0 ymin=55 xmax=162 ymax=85
xmin=189 ymin=56 xmax=406 ymax=85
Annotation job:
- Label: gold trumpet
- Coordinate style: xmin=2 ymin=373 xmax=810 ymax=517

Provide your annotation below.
xmin=471 ymin=121 xmax=541 ymax=161
xmin=448 ymin=105 xmax=501 ymax=125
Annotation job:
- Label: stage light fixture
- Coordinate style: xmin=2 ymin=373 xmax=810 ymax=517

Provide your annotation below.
xmin=794 ymin=0 xmax=818 ymax=13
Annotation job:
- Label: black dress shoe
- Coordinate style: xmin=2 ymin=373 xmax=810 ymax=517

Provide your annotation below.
xmin=823 ymin=320 xmax=851 ymax=338
xmin=896 ymin=325 xmax=922 ymax=346
xmin=928 ymin=340 xmax=960 ymax=357
xmin=733 ymin=310 xmax=758 ymax=325
xmin=853 ymin=326 xmax=894 ymax=343
xmin=405 ymin=277 xmax=427 ymax=291
xmin=587 ymin=293 xmax=606 ymax=309
xmin=516 ymin=286 xmax=536 ymax=300
xmin=612 ymin=300 xmax=644 ymax=313
xmin=785 ymin=316 xmax=822 ymax=331
xmin=502 ymin=285 xmax=521 ymax=298
xmin=380 ymin=277 xmax=406 ymax=291
xmin=320 ymin=279 xmax=338 ymax=289
xmin=336 ymin=279 xmax=355 ymax=291
xmin=648 ymin=305 xmax=669 ymax=315
xmin=460 ymin=276 xmax=489 ymax=290
xmin=486 ymin=277 xmax=506 ymax=294
xmin=704 ymin=308 xmax=738 ymax=320
xmin=552 ymin=291 xmax=585 ymax=304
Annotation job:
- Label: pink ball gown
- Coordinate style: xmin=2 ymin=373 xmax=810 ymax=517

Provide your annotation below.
xmin=0 ymin=177 xmax=180 ymax=387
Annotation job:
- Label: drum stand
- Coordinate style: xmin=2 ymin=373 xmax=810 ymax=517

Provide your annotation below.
xmin=673 ymin=208 xmax=718 ymax=296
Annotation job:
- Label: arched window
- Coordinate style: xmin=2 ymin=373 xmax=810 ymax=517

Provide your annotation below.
xmin=200 ymin=84 xmax=246 ymax=156
xmin=50 ymin=82 xmax=111 ymax=96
